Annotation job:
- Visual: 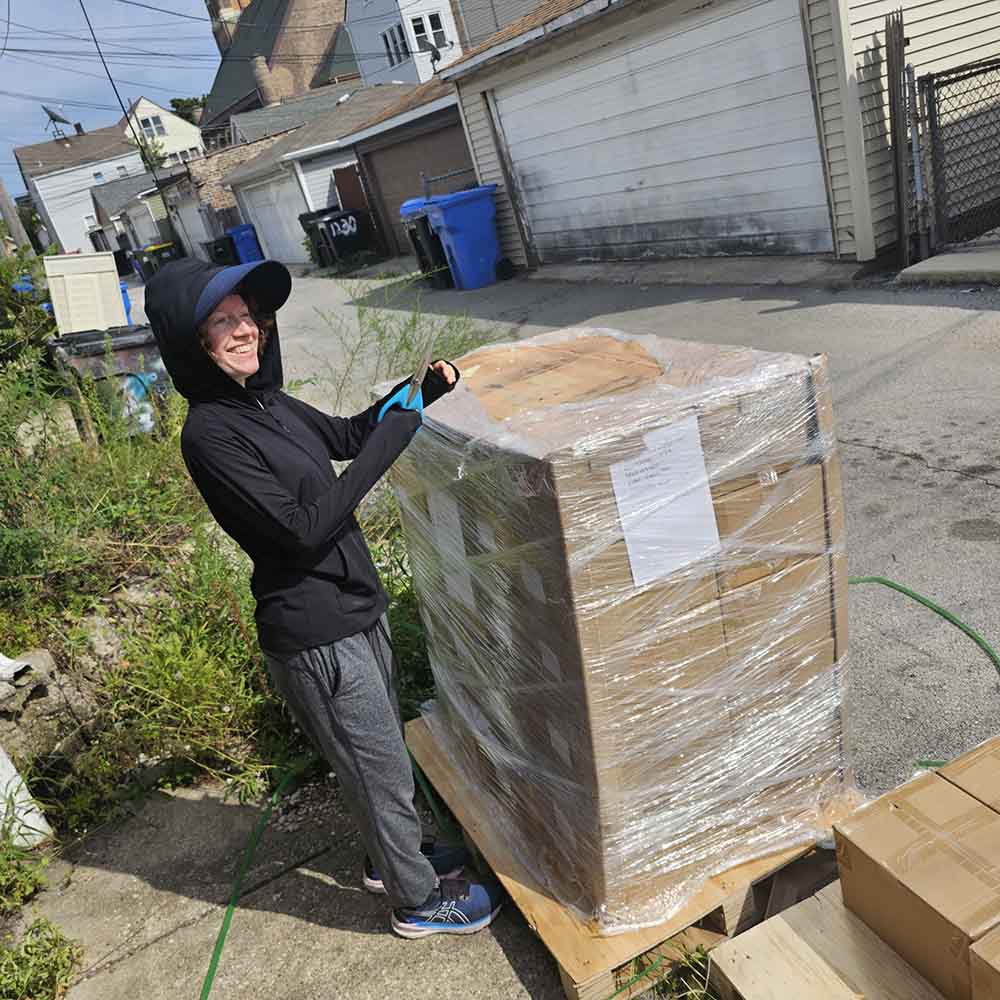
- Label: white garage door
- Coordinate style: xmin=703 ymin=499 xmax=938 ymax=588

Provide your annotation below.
xmin=493 ymin=0 xmax=834 ymax=261
xmin=239 ymin=173 xmax=309 ymax=264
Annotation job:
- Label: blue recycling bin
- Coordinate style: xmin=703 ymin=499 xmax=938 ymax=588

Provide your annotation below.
xmin=400 ymin=185 xmax=499 ymax=290
xmin=226 ymin=224 xmax=265 ymax=264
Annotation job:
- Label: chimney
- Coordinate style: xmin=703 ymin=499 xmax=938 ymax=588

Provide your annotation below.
xmin=190 ymin=106 xmax=204 ymax=125
xmin=252 ymin=55 xmax=280 ymax=108
xmin=74 ymin=123 xmax=85 ymax=135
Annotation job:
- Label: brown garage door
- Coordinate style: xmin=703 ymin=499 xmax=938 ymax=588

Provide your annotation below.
xmin=364 ymin=121 xmax=475 ymax=256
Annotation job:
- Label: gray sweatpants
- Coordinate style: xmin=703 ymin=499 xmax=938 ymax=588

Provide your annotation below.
xmin=263 ymin=617 xmax=437 ymax=909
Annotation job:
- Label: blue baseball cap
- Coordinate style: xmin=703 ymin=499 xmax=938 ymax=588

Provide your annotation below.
xmin=193 ymin=259 xmax=292 ymax=330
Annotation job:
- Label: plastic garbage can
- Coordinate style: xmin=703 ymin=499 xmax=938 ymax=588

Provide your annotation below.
xmin=400 ymin=201 xmax=453 ymax=289
xmin=204 ymin=236 xmax=239 ymax=266
xmin=226 ymin=224 xmax=265 ymax=264
xmin=421 ymin=185 xmax=500 ymax=291
xmin=120 ymin=281 xmax=132 ymax=325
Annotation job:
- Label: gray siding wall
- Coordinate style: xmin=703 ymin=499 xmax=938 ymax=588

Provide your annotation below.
xmin=451 ymin=0 xmax=541 ymax=46
xmin=345 ymin=0 xmax=420 ymax=86
xmin=300 ymin=152 xmax=357 ymax=210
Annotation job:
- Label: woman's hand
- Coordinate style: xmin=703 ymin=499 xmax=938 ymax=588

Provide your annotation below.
xmin=431 ymin=360 xmax=458 ymax=385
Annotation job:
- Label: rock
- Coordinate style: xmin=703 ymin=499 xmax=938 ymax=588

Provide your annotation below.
xmin=0 ymin=649 xmax=99 ymax=766
xmin=79 ymin=614 xmax=122 ymax=662
xmin=14 ymin=402 xmax=79 ymax=458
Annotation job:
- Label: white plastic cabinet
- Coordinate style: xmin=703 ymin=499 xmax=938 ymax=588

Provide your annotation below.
xmin=43 ymin=252 xmax=128 ymax=335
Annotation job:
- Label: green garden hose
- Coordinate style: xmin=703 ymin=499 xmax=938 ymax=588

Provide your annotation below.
xmin=848 ymin=575 xmax=1000 ymax=678
xmin=200 ymin=575 xmax=1000 ymax=999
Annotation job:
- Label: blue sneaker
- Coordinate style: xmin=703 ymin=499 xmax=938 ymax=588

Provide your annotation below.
xmin=391 ymin=876 xmax=505 ymax=938
xmin=363 ymin=839 xmax=469 ymax=895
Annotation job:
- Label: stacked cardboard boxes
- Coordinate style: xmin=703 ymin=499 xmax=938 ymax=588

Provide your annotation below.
xmin=836 ymin=736 xmax=1000 ymax=1000
xmin=391 ymin=329 xmax=850 ymax=931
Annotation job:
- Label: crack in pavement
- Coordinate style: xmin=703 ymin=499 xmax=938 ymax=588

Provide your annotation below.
xmin=839 ymin=437 xmax=1000 ymax=489
xmin=70 ymin=843 xmax=334 ymax=984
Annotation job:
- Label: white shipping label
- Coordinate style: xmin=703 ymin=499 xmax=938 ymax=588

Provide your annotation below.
xmin=427 ymin=489 xmax=476 ymax=610
xmin=609 ymin=415 xmax=721 ymax=588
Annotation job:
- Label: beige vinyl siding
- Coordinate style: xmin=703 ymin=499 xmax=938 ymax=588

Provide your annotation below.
xmin=849 ymin=0 xmax=1000 ymax=251
xmin=457 ymin=84 xmax=529 ymax=266
xmin=806 ymin=0 xmax=856 ymax=258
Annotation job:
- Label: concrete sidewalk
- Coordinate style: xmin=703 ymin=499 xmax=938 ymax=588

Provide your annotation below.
xmin=38 ymin=779 xmax=561 ymax=999
xmin=898 ymin=243 xmax=1000 ymax=285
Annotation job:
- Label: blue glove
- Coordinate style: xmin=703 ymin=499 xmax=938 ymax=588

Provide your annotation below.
xmin=377 ymin=384 xmax=424 ymax=423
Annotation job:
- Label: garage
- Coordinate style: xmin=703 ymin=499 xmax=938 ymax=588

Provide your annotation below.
xmin=486 ymin=0 xmax=834 ymax=262
xmin=236 ymin=172 xmax=310 ymax=264
xmin=360 ymin=112 xmax=474 ymax=256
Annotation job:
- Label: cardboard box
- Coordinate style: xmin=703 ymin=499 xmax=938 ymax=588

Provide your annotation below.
xmin=941 ymin=736 xmax=1000 ymax=812
xmin=836 ymin=772 xmax=1000 ymax=1000
xmin=396 ymin=330 xmax=849 ymax=930
xmin=973 ymin=925 xmax=1000 ymax=999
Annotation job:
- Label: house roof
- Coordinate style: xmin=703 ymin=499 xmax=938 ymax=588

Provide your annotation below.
xmin=14 ymin=125 xmax=137 ymax=180
xmin=90 ymin=170 xmax=183 ymax=223
xmin=441 ymin=0 xmax=622 ymax=79
xmin=342 ymin=77 xmax=455 ymax=140
xmin=202 ymin=0 xmax=351 ymax=127
xmin=221 ymin=83 xmax=415 ymax=186
xmin=231 ymin=79 xmax=363 ymax=142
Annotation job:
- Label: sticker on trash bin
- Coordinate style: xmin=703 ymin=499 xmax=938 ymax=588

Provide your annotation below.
xmin=610 ymin=415 xmax=720 ymax=588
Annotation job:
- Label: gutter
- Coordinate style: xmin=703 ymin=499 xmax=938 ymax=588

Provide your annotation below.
xmin=317 ymin=94 xmax=458 ymax=151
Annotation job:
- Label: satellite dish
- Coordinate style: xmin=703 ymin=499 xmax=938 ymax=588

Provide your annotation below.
xmin=43 ymin=105 xmax=72 ymax=126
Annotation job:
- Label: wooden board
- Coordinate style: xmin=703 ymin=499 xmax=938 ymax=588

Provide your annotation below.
xmin=710 ymin=882 xmax=947 ymax=1000
xmin=406 ymin=716 xmax=854 ymax=997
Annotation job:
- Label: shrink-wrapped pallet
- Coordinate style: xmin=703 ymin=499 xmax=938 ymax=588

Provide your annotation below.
xmin=389 ymin=328 xmax=850 ymax=932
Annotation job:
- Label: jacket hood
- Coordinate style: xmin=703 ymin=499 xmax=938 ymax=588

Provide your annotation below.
xmin=145 ymin=258 xmax=291 ymax=402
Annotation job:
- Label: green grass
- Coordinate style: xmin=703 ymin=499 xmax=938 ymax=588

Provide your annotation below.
xmin=0 ymin=919 xmax=81 ymax=1000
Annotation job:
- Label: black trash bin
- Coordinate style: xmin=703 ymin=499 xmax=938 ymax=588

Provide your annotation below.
xmin=145 ymin=242 xmax=182 ymax=268
xmin=113 ymin=249 xmax=132 ymax=277
xmin=402 ymin=213 xmax=453 ymax=290
xmin=47 ymin=325 xmax=174 ymax=438
xmin=203 ymin=235 xmax=239 ymax=266
xmin=299 ymin=208 xmax=337 ymax=268
xmin=126 ymin=249 xmax=156 ymax=283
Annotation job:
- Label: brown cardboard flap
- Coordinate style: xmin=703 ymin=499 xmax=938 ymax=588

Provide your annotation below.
xmin=461 ymin=337 xmax=663 ymax=421
xmin=941 ymin=737 xmax=1000 ymax=813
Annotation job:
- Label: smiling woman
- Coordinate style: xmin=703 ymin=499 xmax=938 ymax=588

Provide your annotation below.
xmin=199 ymin=292 xmax=266 ymax=387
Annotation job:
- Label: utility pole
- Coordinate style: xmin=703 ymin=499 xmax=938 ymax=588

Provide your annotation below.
xmin=0 ymin=179 xmax=33 ymax=253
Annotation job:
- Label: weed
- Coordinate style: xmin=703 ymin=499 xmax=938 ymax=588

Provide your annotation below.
xmin=0 ymin=918 xmax=81 ymax=1000
xmin=0 ymin=830 xmax=47 ymax=918
xmin=651 ymin=947 xmax=718 ymax=1000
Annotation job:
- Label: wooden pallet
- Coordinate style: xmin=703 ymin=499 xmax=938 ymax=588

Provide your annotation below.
xmin=709 ymin=881 xmax=947 ymax=1000
xmin=406 ymin=717 xmax=856 ymax=1000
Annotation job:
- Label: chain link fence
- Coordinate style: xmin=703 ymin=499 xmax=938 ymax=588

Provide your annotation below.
xmin=920 ymin=57 xmax=1000 ymax=246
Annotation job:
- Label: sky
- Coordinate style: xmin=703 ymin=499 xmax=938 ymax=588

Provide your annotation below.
xmin=0 ymin=0 xmax=222 ymax=198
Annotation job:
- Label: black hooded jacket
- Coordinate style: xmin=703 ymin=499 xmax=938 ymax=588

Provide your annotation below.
xmin=146 ymin=259 xmax=451 ymax=654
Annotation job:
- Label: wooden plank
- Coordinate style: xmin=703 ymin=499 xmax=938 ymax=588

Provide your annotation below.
xmin=406 ymin=716 xmax=837 ymax=987
xmin=710 ymin=881 xmax=947 ymax=1000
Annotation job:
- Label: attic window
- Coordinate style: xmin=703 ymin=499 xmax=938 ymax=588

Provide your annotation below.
xmin=381 ymin=23 xmax=409 ymax=66
xmin=412 ymin=12 xmax=447 ymax=51
xmin=140 ymin=115 xmax=166 ymax=139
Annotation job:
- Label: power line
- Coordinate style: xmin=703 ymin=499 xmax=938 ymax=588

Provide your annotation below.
xmin=7 ymin=52 xmax=194 ymax=93
xmin=0 ymin=86 xmax=122 ymax=111
xmin=1 ymin=0 xmax=12 ymax=61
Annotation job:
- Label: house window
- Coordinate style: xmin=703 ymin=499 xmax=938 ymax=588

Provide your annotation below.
xmin=83 ymin=213 xmax=97 ymax=229
xmin=140 ymin=115 xmax=167 ymax=138
xmin=117 ymin=165 xmax=128 ymax=177
xmin=93 ymin=170 xmax=104 ymax=183
xmin=180 ymin=149 xmax=190 ymax=162
xmin=188 ymin=147 xmax=201 ymax=159
xmin=411 ymin=12 xmax=447 ymax=51
xmin=168 ymin=152 xmax=181 ymax=165
xmin=380 ymin=23 xmax=409 ymax=66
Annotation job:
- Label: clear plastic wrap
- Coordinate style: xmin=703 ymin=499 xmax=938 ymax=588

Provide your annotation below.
xmin=387 ymin=328 xmax=853 ymax=934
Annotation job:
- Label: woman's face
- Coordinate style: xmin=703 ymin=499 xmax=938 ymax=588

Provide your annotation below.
xmin=202 ymin=293 xmax=260 ymax=385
